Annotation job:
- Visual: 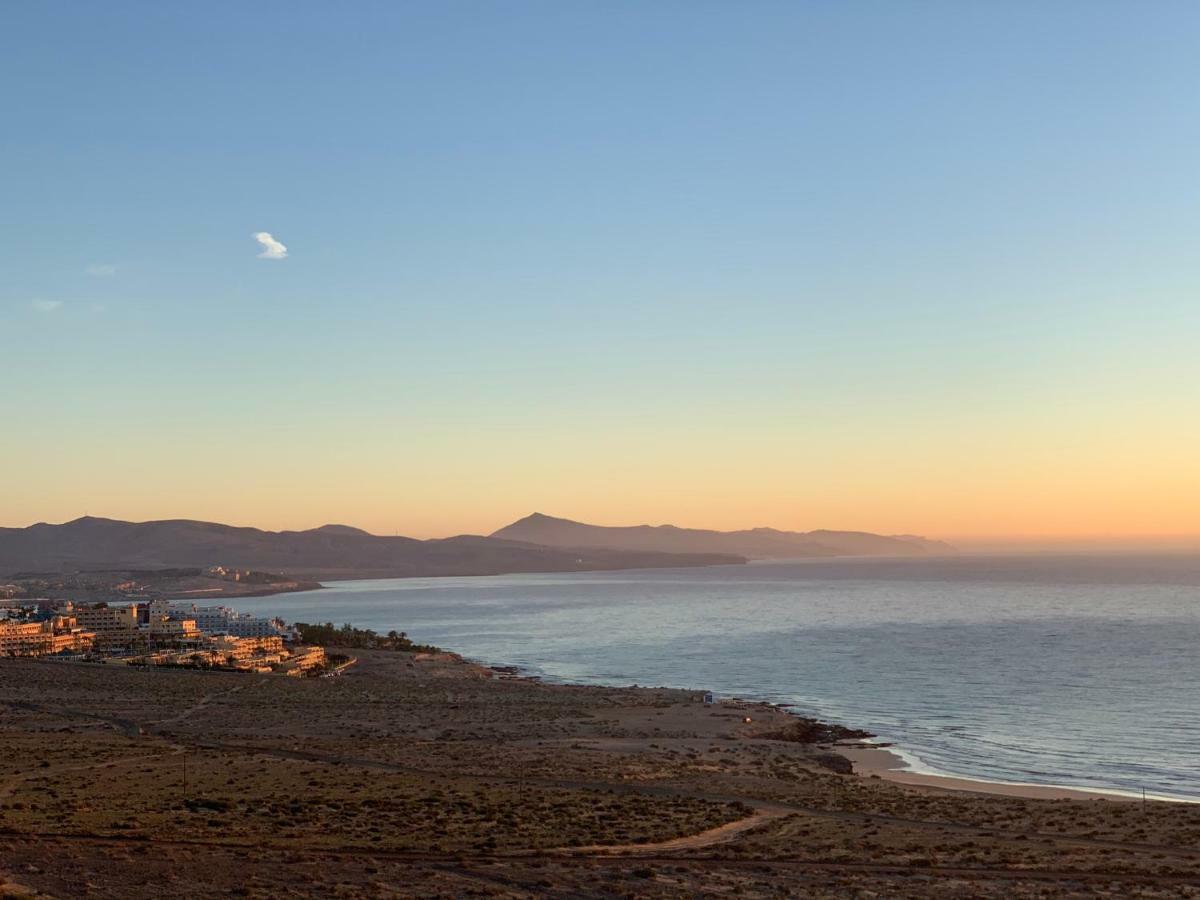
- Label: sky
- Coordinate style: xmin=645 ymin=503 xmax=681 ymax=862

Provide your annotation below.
xmin=3 ymin=2 xmax=1199 ymax=541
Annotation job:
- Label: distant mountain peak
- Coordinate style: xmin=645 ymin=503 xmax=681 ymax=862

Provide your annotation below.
xmin=491 ymin=513 xmax=952 ymax=559
xmin=311 ymin=524 xmax=372 ymax=536
xmin=521 ymin=512 xmax=573 ymax=524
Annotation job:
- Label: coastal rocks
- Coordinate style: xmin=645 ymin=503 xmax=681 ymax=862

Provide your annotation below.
xmin=812 ymin=751 xmax=855 ymax=774
xmin=754 ymin=717 xmax=874 ymax=745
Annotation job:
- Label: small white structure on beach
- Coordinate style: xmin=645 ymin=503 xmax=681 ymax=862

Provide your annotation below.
xmin=703 ymin=691 xmax=714 ymax=705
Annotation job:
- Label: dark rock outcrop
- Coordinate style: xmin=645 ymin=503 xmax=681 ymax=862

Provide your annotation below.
xmin=755 ymin=717 xmax=874 ymax=744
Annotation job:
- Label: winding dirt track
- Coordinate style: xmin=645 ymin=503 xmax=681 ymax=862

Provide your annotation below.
xmin=148 ymin=683 xmax=245 ymax=728
xmin=555 ymin=804 xmax=791 ymax=854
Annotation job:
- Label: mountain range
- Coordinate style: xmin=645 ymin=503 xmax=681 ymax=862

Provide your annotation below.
xmin=0 ymin=516 xmax=741 ymax=580
xmin=0 ymin=513 xmax=951 ymax=582
xmin=491 ymin=513 xmax=952 ymax=559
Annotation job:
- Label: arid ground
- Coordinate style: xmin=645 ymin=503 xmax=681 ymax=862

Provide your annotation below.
xmin=1 ymin=652 xmax=1197 ymax=898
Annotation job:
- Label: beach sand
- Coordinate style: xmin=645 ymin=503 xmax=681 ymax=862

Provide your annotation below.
xmin=842 ymin=745 xmax=1138 ymax=802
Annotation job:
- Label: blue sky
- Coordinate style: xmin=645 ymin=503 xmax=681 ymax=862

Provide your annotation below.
xmin=4 ymin=2 xmax=1199 ymax=538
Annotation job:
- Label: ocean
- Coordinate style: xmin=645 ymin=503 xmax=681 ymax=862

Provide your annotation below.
xmin=226 ymin=555 xmax=1200 ymax=801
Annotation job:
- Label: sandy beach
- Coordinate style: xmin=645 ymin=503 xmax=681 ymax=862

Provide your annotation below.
xmin=842 ymin=745 xmax=1139 ymax=802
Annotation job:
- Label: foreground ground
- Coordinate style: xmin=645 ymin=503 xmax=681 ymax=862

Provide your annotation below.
xmin=1 ymin=653 xmax=1197 ymax=898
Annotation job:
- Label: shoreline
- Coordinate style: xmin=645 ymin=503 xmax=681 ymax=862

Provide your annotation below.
xmin=841 ymin=745 xmax=1141 ymax=803
xmin=478 ymin=657 xmax=1189 ymax=805
xmin=223 ymin=576 xmax=1197 ymax=806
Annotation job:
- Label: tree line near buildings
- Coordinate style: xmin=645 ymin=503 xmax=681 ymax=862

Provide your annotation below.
xmin=295 ymin=621 xmax=440 ymax=653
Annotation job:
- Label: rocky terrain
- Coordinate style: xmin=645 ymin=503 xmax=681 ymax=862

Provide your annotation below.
xmin=1 ymin=651 xmax=1196 ymax=898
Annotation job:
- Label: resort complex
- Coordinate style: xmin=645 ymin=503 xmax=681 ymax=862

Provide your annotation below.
xmin=0 ymin=598 xmax=325 ymax=675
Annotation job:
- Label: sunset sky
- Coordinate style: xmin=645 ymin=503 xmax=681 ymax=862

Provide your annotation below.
xmin=4 ymin=2 xmax=1199 ymax=541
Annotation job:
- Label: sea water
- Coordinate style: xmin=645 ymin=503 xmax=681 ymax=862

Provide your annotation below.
xmin=227 ymin=555 xmax=1200 ymax=801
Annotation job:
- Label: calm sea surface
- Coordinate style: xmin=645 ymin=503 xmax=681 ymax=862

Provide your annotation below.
xmin=227 ymin=555 xmax=1200 ymax=801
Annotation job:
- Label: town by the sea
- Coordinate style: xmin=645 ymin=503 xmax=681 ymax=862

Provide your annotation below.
xmin=228 ymin=555 xmax=1200 ymax=802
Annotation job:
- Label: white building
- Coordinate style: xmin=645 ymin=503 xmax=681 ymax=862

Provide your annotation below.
xmin=147 ymin=600 xmax=286 ymax=638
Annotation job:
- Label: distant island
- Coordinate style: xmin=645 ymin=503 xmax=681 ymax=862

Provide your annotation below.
xmin=491 ymin=512 xmax=953 ymax=559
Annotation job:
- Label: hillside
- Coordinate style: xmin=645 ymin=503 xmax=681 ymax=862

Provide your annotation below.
xmin=491 ymin=513 xmax=953 ymax=559
xmin=0 ymin=517 xmax=744 ymax=581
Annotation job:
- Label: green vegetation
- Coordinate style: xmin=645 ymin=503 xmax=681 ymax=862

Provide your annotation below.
xmin=296 ymin=622 xmax=440 ymax=653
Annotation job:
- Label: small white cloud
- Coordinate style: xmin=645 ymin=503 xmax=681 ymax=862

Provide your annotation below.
xmin=31 ymin=299 xmax=63 ymax=313
xmin=253 ymin=231 xmax=288 ymax=260
xmin=85 ymin=263 xmax=117 ymax=277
